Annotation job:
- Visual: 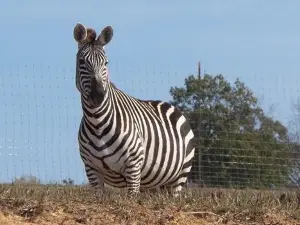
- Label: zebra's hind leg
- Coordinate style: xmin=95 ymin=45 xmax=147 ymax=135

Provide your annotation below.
xmin=163 ymin=154 xmax=194 ymax=198
xmin=159 ymin=182 xmax=184 ymax=198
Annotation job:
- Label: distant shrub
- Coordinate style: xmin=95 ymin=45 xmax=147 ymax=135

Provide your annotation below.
xmin=13 ymin=175 xmax=40 ymax=184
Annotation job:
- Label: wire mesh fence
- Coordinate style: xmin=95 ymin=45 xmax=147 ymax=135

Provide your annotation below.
xmin=0 ymin=63 xmax=299 ymax=190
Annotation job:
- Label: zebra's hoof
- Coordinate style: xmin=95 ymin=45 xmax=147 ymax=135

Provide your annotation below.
xmin=127 ymin=191 xmax=140 ymax=199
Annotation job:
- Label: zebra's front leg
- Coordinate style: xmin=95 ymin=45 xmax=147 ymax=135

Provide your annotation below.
xmin=85 ymin=164 xmax=105 ymax=189
xmin=123 ymin=162 xmax=143 ymax=197
xmin=124 ymin=167 xmax=141 ymax=197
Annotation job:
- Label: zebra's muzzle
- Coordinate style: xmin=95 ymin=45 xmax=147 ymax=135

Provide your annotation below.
xmin=88 ymin=77 xmax=105 ymax=107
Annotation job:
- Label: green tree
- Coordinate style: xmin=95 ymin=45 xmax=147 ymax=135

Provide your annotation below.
xmin=170 ymin=74 xmax=290 ymax=188
xmin=286 ymin=98 xmax=300 ymax=186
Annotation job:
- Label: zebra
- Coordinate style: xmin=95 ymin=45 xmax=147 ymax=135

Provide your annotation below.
xmin=73 ymin=23 xmax=195 ymax=197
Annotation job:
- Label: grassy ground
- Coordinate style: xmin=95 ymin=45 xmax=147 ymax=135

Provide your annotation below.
xmin=0 ymin=184 xmax=300 ymax=225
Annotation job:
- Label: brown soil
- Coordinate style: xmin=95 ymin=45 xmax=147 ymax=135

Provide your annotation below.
xmin=0 ymin=184 xmax=299 ymax=225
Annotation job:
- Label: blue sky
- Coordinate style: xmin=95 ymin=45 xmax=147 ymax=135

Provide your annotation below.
xmin=0 ymin=0 xmax=300 ymax=184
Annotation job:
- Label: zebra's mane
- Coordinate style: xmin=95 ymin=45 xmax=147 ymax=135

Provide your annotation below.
xmin=85 ymin=28 xmax=97 ymax=43
xmin=109 ymin=81 xmax=118 ymax=89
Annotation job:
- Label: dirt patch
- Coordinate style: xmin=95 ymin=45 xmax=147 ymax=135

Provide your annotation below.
xmin=0 ymin=184 xmax=299 ymax=224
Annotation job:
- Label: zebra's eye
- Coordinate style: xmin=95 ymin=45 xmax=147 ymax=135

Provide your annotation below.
xmin=105 ymin=61 xmax=108 ymax=66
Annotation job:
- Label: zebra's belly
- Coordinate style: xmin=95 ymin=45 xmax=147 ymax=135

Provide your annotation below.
xmin=140 ymin=157 xmax=183 ymax=188
xmin=81 ymin=148 xmax=182 ymax=189
xmin=139 ymin=137 xmax=185 ymax=188
xmin=80 ymin=137 xmax=184 ymax=189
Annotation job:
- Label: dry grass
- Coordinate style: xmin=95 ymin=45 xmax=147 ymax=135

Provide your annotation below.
xmin=0 ymin=184 xmax=300 ymax=225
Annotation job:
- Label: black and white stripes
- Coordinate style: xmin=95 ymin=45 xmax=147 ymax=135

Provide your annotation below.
xmin=73 ymin=23 xmax=195 ymax=196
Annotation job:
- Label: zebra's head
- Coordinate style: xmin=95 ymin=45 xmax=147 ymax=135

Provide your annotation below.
xmin=73 ymin=23 xmax=113 ymax=107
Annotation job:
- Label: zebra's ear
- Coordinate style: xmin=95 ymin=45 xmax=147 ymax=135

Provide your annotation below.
xmin=73 ymin=23 xmax=87 ymax=43
xmin=97 ymin=26 xmax=113 ymax=46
